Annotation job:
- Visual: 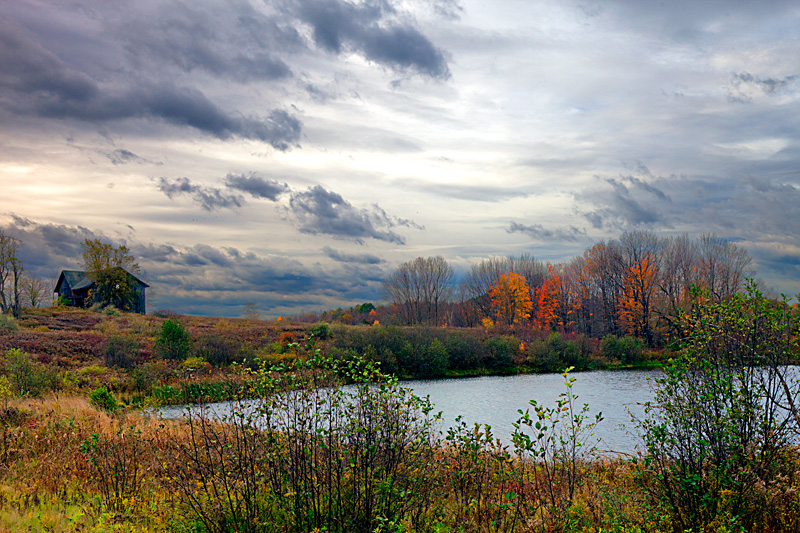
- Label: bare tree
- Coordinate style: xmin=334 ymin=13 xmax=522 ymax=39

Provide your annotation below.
xmin=698 ymin=233 xmax=752 ymax=301
xmin=584 ymin=241 xmax=624 ymax=337
xmin=656 ymin=234 xmax=699 ymax=340
xmin=0 ymin=230 xmax=23 ymax=317
xmin=21 ymin=273 xmax=51 ymax=308
xmin=383 ymin=256 xmax=455 ymax=325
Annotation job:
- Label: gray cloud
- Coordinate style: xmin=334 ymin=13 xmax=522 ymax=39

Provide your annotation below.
xmin=728 ymin=72 xmax=799 ymax=103
xmin=157 ymin=177 xmax=244 ymax=211
xmin=102 ymin=148 xmax=160 ymax=166
xmin=0 ymin=215 xmax=103 ymax=276
xmin=288 ymin=185 xmax=417 ymax=244
xmin=506 ymin=222 xmax=585 ymax=242
xmin=0 ymin=25 xmax=302 ymax=150
xmin=293 ymin=0 xmax=450 ymax=79
xmin=125 ymin=1 xmax=299 ymax=83
xmin=403 ymin=179 xmax=531 ymax=202
xmin=155 ymin=174 xmax=419 ymax=245
xmin=322 ymin=246 xmax=385 ymax=264
xmin=224 ymin=173 xmax=289 ymax=201
xmin=429 ymin=0 xmax=464 ymax=20
xmin=576 ymin=174 xmax=671 ymax=229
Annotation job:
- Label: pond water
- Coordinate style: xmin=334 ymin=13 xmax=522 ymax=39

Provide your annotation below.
xmin=402 ymin=369 xmax=661 ymax=455
xmin=159 ymin=368 xmax=662 ymax=455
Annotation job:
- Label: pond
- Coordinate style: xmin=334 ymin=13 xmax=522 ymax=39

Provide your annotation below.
xmin=159 ymin=368 xmax=662 ymax=455
xmin=402 ymin=369 xmax=661 ymax=455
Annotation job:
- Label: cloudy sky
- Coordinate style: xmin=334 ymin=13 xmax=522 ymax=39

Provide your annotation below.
xmin=1 ymin=0 xmax=799 ymax=316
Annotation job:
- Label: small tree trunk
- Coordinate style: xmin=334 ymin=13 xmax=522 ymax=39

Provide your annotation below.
xmin=11 ymin=260 xmax=21 ymax=318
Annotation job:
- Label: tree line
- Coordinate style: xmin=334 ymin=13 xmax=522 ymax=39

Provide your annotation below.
xmin=382 ymin=230 xmax=755 ymax=346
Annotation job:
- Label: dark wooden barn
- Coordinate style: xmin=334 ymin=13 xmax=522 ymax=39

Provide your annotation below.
xmin=55 ymin=268 xmax=149 ymax=314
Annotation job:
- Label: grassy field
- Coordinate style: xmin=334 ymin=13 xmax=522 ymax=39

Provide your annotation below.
xmin=0 ymin=306 xmax=797 ymax=531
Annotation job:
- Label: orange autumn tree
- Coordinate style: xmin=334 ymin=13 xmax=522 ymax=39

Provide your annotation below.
xmin=619 ymin=256 xmax=659 ymax=340
xmin=532 ymin=264 xmax=561 ymax=329
xmin=489 ymin=272 xmax=533 ymax=326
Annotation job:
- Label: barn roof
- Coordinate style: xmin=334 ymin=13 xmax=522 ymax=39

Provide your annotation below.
xmin=55 ymin=270 xmax=89 ymax=293
xmin=55 ymin=268 xmax=149 ymax=293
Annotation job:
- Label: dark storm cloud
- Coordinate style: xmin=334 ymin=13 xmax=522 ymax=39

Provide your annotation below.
xmin=293 ymin=0 xmax=450 ymax=79
xmin=506 ymin=222 xmax=585 ymax=242
xmin=288 ymin=185 xmax=418 ymax=244
xmin=620 ymin=175 xmax=670 ymax=202
xmin=224 ymin=173 xmax=289 ymax=201
xmin=0 ymin=22 xmax=302 ymax=150
xmin=322 ymin=246 xmax=385 ymax=264
xmin=157 ymin=177 xmax=244 ymax=211
xmin=134 ymin=237 xmax=385 ymax=314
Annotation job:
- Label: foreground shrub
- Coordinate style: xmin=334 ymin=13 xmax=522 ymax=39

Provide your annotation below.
xmin=165 ymin=357 xmax=439 ymax=533
xmin=639 ymin=284 xmax=800 ymax=531
xmin=81 ymin=426 xmax=147 ymax=513
xmin=103 ymin=334 xmax=140 ymax=369
xmin=513 ymin=367 xmax=604 ymax=527
xmin=156 ymin=319 xmax=192 ymax=361
xmin=4 ymin=348 xmax=58 ymax=397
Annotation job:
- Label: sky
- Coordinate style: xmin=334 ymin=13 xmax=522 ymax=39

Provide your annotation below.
xmin=1 ymin=0 xmax=799 ymax=317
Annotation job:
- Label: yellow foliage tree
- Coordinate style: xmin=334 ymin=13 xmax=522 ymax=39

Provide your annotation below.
xmin=490 ymin=272 xmax=533 ymax=326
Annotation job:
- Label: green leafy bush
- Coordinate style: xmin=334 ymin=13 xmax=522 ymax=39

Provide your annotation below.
xmin=89 ymin=386 xmax=118 ymax=412
xmin=600 ymin=334 xmax=643 ymax=364
xmin=529 ymin=332 xmax=593 ymax=371
xmin=156 ymin=319 xmax=192 ymax=361
xmin=482 ymin=335 xmax=516 ymax=369
xmin=443 ymin=331 xmax=482 ymax=369
xmin=423 ymin=338 xmax=449 ymax=377
xmin=309 ymin=322 xmax=332 ymax=340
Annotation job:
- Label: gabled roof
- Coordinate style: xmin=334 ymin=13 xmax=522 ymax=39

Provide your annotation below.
xmin=55 ymin=270 xmax=90 ymax=293
xmin=55 ymin=268 xmax=149 ymax=293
